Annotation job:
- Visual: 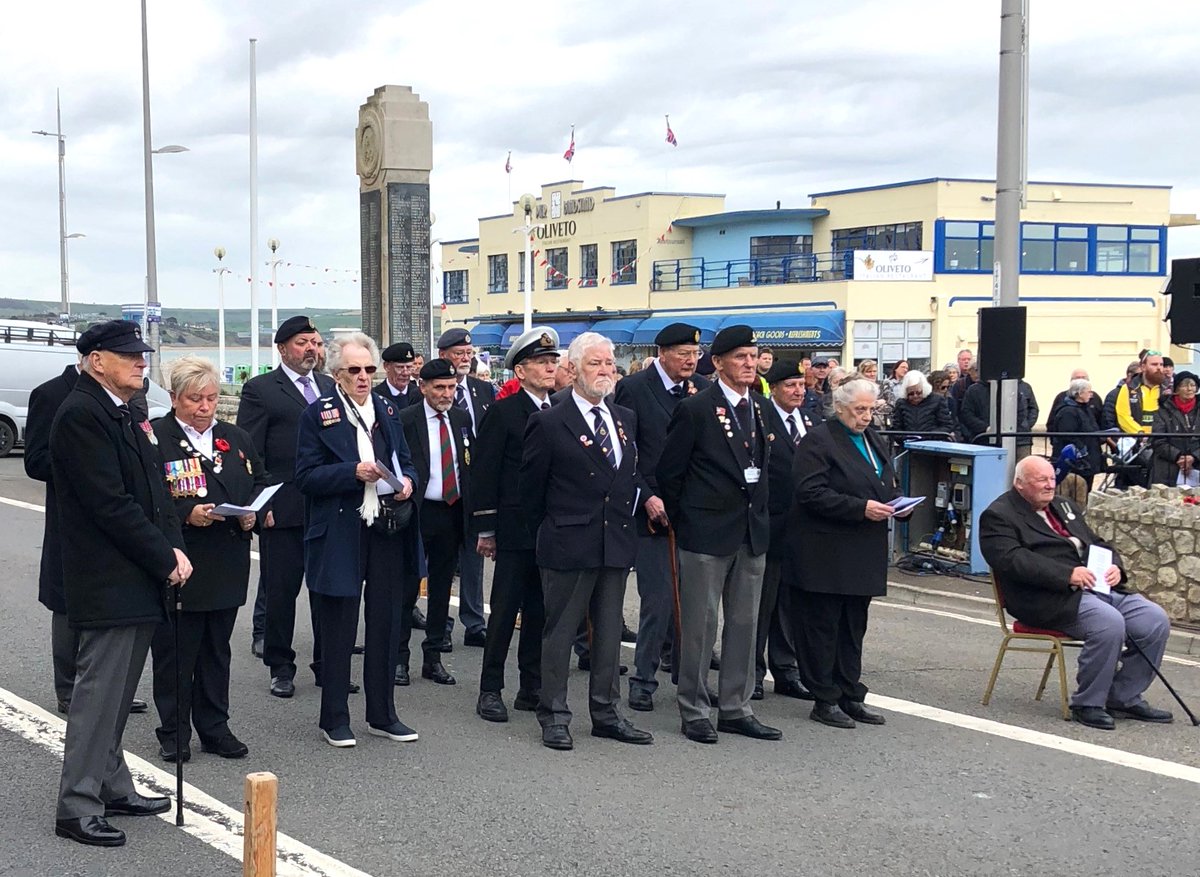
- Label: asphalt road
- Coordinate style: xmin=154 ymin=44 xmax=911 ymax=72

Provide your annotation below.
xmin=1 ymin=453 xmax=1199 ymax=876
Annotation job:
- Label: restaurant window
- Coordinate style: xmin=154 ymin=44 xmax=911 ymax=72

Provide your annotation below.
xmin=579 ymin=243 xmax=598 ymax=287
xmin=487 ymin=254 xmax=508 ymax=293
xmin=750 ymin=235 xmax=813 ymax=283
xmin=546 ymin=247 xmax=568 ymax=290
xmin=831 ymin=222 xmax=923 ymax=253
xmin=612 ymin=239 xmax=637 ymax=285
xmin=443 ymin=270 xmax=468 ymax=305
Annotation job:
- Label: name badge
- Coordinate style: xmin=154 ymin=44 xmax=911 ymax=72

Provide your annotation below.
xmin=744 ymin=466 xmax=761 ymax=484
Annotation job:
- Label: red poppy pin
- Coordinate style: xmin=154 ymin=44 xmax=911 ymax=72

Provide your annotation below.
xmin=215 ymin=438 xmax=231 ymax=452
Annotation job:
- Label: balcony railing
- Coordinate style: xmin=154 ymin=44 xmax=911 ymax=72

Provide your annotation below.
xmin=651 ymin=251 xmax=855 ymax=291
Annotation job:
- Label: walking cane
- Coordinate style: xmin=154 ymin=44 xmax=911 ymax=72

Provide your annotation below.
xmin=171 ymin=582 xmax=185 ymax=825
xmin=667 ymin=526 xmax=682 ymax=687
xmin=1125 ymin=635 xmax=1200 ymax=727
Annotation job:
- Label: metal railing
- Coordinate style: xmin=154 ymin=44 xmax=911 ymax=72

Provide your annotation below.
xmin=651 ymin=251 xmax=856 ymax=291
xmin=1 ymin=324 xmax=77 ymax=346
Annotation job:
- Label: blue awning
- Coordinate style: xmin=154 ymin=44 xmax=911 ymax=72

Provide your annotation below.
xmin=500 ymin=320 xmax=592 ymax=348
xmin=589 ymin=317 xmax=645 ymax=344
xmin=721 ymin=310 xmax=845 ymax=347
xmin=468 ymin=322 xmax=510 ymax=347
xmin=631 ymin=315 xmax=724 ymax=345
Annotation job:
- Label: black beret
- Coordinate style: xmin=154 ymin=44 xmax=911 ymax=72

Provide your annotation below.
xmin=654 ymin=322 xmax=702 ymax=348
xmin=77 ymin=320 xmax=154 ymax=355
xmin=382 ymin=342 xmax=416 ymax=363
xmin=710 ymin=324 xmax=757 ymax=357
xmin=419 ymin=358 xmax=456 ymax=381
xmin=765 ymin=360 xmax=805 ymax=385
xmin=696 ymin=350 xmax=716 ymax=377
xmin=274 ymin=315 xmax=319 ymax=344
xmin=506 ymin=326 xmax=561 ymax=369
xmin=436 ymin=327 xmax=472 ymax=349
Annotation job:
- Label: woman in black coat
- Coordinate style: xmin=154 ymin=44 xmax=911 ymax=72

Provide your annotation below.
xmin=785 ymin=377 xmax=907 ymax=730
xmin=1051 ymin=378 xmax=1103 ymax=490
xmin=1152 ymin=370 xmax=1200 ymax=485
xmin=151 ymin=356 xmax=267 ymax=763
xmin=890 ymin=370 xmax=955 ymax=439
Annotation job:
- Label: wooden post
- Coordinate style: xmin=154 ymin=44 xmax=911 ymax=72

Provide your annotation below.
xmin=244 ymin=771 xmax=278 ymax=877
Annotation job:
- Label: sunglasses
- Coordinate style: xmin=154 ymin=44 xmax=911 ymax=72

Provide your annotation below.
xmin=342 ymin=365 xmax=378 ymax=375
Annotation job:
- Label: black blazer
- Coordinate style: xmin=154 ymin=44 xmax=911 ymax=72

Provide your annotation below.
xmin=783 ymin=420 xmax=899 ymax=597
xmin=980 ymin=489 xmax=1129 ymax=631
xmin=49 ymin=372 xmax=185 ymax=629
xmin=656 ymin=382 xmax=770 ymax=557
xmin=613 ymin=365 xmax=708 ymax=537
xmin=399 ymin=401 xmax=474 ymax=523
xmin=374 ymin=379 xmax=421 ymax=417
xmin=470 ymin=391 xmax=543 ymax=549
xmin=236 ymin=366 xmax=335 ymax=528
xmin=152 ymin=416 xmax=269 ymax=612
xmin=457 ymin=374 xmax=495 ymax=431
xmin=762 ymin=401 xmax=814 ymax=559
xmin=519 ymin=398 xmax=640 ymax=570
xmin=25 ymin=364 xmax=77 ymax=613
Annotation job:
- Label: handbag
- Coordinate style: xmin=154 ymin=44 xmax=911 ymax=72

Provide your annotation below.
xmin=372 ymin=495 xmax=414 ymax=536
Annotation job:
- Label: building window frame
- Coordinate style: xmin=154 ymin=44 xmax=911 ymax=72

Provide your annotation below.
xmin=935 ymin=220 xmax=1167 ymax=276
xmin=611 ymin=239 xmax=637 ymax=285
xmin=487 ymin=254 xmax=508 ymax=294
xmin=546 ymin=247 xmax=568 ymax=290
xmin=517 ymin=251 xmax=535 ymax=292
xmin=443 ymin=269 xmax=468 ymax=305
xmin=750 ymin=234 xmax=814 ymax=283
xmin=579 ymin=243 xmax=598 ymax=287
xmin=831 ymin=222 xmax=923 ymax=254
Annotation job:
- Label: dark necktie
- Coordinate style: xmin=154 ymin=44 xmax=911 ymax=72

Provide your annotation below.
xmin=455 ymin=383 xmax=469 ymax=412
xmin=541 ymin=402 xmax=551 ymax=410
xmin=670 ymin=383 xmax=686 ymax=399
xmin=734 ymin=398 xmax=752 ymax=435
xmin=591 ymin=406 xmax=617 ymax=468
xmin=298 ymin=375 xmax=318 ymax=404
xmin=437 ymin=413 xmax=460 ymax=506
xmin=787 ymin=413 xmax=799 ymax=444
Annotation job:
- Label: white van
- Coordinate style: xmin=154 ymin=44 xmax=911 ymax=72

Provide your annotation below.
xmin=0 ymin=319 xmax=172 ymax=456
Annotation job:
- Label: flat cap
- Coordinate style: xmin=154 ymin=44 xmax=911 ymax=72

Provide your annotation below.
xmin=810 ymin=356 xmax=831 ymax=367
xmin=437 ymin=327 xmax=472 ymax=350
xmin=274 ymin=315 xmax=319 ymax=344
xmin=710 ymin=324 xmax=757 ymax=357
xmin=419 ymin=358 xmax=456 ymax=381
xmin=765 ymin=359 xmax=805 ymax=385
xmin=77 ymin=320 xmax=154 ymax=356
xmin=382 ymin=342 xmax=416 ymax=363
xmin=654 ymin=322 xmax=702 ymax=348
xmin=505 ymin=326 xmax=561 ymax=370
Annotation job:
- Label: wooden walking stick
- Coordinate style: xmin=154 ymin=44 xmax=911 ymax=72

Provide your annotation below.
xmin=668 ymin=525 xmax=682 ymax=687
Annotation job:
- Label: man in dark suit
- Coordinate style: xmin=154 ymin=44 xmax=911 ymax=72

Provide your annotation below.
xmin=396 ymin=358 xmax=473 ymax=686
xmin=520 ymin=331 xmax=652 ymax=751
xmin=473 ymin=327 xmax=559 ymax=722
xmin=437 ymin=327 xmax=493 ymax=647
xmin=50 ymin=321 xmax=191 ymax=847
xmin=376 ymin=341 xmax=422 ymax=414
xmin=755 ymin=360 xmax=816 ymax=702
xmin=613 ymin=322 xmax=708 ymax=712
xmin=657 ymin=325 xmax=781 ymax=744
xmin=237 ymin=315 xmax=335 ymax=698
xmin=980 ymin=456 xmax=1173 ymax=730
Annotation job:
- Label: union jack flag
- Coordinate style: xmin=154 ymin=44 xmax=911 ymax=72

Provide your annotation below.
xmin=563 ymin=126 xmax=575 ymax=163
xmin=665 ymin=115 xmax=677 ymax=147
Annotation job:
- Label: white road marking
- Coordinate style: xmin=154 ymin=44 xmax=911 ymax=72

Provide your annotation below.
xmin=0 ymin=495 xmax=45 ymax=513
xmin=0 ymin=686 xmax=371 ymax=877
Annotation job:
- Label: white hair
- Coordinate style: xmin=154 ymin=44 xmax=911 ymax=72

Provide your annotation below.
xmin=1067 ymin=378 xmax=1092 ymax=399
xmin=1014 ymin=455 xmax=1053 ymax=484
xmin=832 ymin=377 xmax=878 ymax=408
xmin=168 ymin=354 xmax=221 ymax=396
xmin=326 ymin=332 xmax=380 ymax=373
xmin=901 ymin=369 xmax=932 ymax=399
xmin=567 ymin=332 xmax=614 ymax=370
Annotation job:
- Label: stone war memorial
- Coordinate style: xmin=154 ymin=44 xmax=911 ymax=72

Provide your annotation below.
xmin=356 ymin=85 xmax=434 ymax=354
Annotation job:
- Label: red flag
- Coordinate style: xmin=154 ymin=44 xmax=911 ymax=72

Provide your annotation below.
xmin=504 ymin=151 xmax=512 ymax=174
xmin=563 ymin=125 xmax=575 ymax=163
xmin=665 ymin=115 xmax=677 ymax=147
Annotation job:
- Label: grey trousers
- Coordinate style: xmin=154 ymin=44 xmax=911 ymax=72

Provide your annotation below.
xmin=51 ymin=611 xmax=79 ymax=707
xmin=630 ymin=536 xmax=675 ymax=696
xmin=450 ymin=544 xmax=487 ymax=635
xmin=755 ymin=558 xmax=800 ymax=685
xmin=677 ymin=547 xmax=765 ymax=724
xmin=1059 ymin=591 xmax=1171 ymax=709
xmin=537 ymin=567 xmax=628 ymax=728
xmin=57 ymin=622 xmax=156 ymax=819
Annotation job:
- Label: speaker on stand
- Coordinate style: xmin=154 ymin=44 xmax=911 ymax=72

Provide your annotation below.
xmin=977 ymin=306 xmax=1026 ymax=381
xmin=1167 ymin=258 xmax=1200 ymax=345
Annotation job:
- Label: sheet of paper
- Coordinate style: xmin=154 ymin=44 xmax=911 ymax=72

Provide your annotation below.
xmin=887 ymin=495 xmax=925 ymax=514
xmin=375 ymin=459 xmax=406 ymax=493
xmin=210 ymin=482 xmax=283 ymax=518
xmin=1087 ymin=544 xmax=1113 ymax=595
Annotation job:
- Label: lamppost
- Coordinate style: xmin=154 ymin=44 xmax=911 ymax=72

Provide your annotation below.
xmin=513 ymin=194 xmax=536 ymax=333
xmin=214 ymin=247 xmax=231 ymax=382
xmin=32 ymin=90 xmax=72 ymax=316
xmin=267 ymin=238 xmax=281 ymax=366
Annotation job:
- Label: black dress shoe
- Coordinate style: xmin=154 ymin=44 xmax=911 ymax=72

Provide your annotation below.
xmin=1107 ymin=701 xmax=1174 ymax=723
xmin=422 ymin=661 xmax=456 ymax=685
xmin=512 ymin=689 xmax=539 ymax=711
xmin=628 ymin=688 xmax=654 ymax=711
xmin=103 ymin=792 xmax=171 ymax=817
xmin=411 ymin=606 xmax=427 ymax=630
xmin=270 ymin=676 xmax=295 ymax=698
xmin=659 ymin=653 xmax=673 ymax=674
xmin=477 ymin=691 xmax=509 ymax=723
xmin=751 ymin=683 xmax=765 ymax=701
xmin=717 ymin=715 xmax=782 ymax=740
xmin=394 ymin=665 xmax=411 ymax=686
xmin=681 ymin=718 xmax=718 ymax=744
xmin=542 ymin=724 xmax=574 ymax=750
xmin=464 ymin=628 xmax=487 ymax=647
xmin=55 ymin=816 xmax=125 ymax=847
xmin=592 ymin=719 xmax=653 ymax=744
xmin=810 ymin=701 xmax=856 ymax=729
xmin=1071 ymin=706 xmax=1116 ymax=730
xmin=840 ymin=700 xmax=886 ymax=725
xmin=621 ymin=623 xmax=638 ymax=643
xmin=159 ymin=742 xmax=191 ymax=763
xmin=774 ymin=677 xmax=815 ymax=700
xmin=437 ymin=638 xmax=454 ymax=653
xmin=57 ymin=700 xmax=69 ymax=715
xmin=200 ymin=733 xmax=249 ymax=759
xmin=251 ymin=638 xmax=264 ymax=658
xmin=129 ymin=698 xmax=148 ymax=714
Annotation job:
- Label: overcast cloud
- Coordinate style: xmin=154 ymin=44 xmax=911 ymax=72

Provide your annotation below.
xmin=1 ymin=0 xmax=1197 ymax=312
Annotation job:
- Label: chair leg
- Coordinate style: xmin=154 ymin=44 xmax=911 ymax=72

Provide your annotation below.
xmin=982 ymin=639 xmax=1010 ymax=706
xmin=1056 ymin=644 xmax=1072 ymax=720
xmin=1034 ymin=651 xmax=1056 ymax=701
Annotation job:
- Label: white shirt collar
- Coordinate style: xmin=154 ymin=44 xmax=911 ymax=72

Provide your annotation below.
xmin=717 ymin=379 xmax=750 ymax=409
xmin=423 ymin=400 xmax=445 ymax=421
xmin=524 ymin=388 xmax=550 ymax=409
xmin=572 ymin=390 xmax=609 ymax=417
xmin=773 ymin=400 xmax=798 ymax=423
xmin=280 ymin=362 xmax=310 ymax=385
xmin=100 ymin=385 xmax=126 ymax=408
xmin=653 ymin=359 xmax=680 ymax=393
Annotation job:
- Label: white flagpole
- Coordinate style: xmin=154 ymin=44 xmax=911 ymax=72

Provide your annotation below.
xmin=249 ymin=38 xmax=260 ymax=374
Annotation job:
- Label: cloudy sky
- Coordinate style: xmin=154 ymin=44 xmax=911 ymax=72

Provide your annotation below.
xmin=2 ymin=0 xmax=1197 ymax=313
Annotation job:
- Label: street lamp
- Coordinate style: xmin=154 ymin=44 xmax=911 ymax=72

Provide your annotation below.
xmin=152 ymin=145 xmax=189 ymax=155
xmin=267 ymin=238 xmax=282 ymax=366
xmin=514 ymin=194 xmax=536 ymax=332
xmin=32 ymin=89 xmax=71 ymax=316
xmin=214 ymin=247 xmax=231 ymax=382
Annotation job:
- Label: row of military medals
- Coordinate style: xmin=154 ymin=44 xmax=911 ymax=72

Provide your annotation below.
xmin=163 ymin=440 xmax=221 ymax=499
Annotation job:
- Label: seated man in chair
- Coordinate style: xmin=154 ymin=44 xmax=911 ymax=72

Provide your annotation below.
xmin=979 ymin=456 xmax=1173 ymax=730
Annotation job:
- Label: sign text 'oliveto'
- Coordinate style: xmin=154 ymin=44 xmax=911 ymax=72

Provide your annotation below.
xmin=852 ymin=250 xmax=934 ymax=282
xmin=533 ymin=221 xmax=576 ymax=241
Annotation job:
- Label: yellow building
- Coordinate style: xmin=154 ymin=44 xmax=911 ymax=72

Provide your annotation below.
xmin=441 ymin=177 xmax=1190 ymax=414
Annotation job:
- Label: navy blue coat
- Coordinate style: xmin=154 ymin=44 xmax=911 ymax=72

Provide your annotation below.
xmin=294 ymin=392 xmax=420 ymax=597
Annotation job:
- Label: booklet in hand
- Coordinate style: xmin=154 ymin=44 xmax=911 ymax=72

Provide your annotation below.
xmin=887 ymin=495 xmax=925 ymax=514
xmin=210 ymin=482 xmax=283 ymax=518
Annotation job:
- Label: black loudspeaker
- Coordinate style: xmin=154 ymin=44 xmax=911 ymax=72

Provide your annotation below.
xmin=1167 ymin=258 xmax=1200 ymax=345
xmin=978 ymin=306 xmax=1026 ymax=381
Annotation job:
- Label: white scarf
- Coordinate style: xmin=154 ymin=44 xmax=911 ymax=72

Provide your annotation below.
xmin=339 ymin=386 xmax=380 ymax=526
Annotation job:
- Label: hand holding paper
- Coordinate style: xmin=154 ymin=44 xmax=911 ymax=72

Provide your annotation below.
xmin=210 ymin=482 xmax=283 ymax=518
xmin=1086 ymin=545 xmax=1113 ymax=595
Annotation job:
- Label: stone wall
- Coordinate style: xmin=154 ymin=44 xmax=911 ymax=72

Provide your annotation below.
xmin=1086 ymin=485 xmax=1200 ymax=624
xmin=216 ymin=393 xmax=240 ymax=424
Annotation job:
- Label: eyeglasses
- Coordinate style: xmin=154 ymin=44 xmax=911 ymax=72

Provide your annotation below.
xmin=342 ymin=365 xmax=378 ymax=375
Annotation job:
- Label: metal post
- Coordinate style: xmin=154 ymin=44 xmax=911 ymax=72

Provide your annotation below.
xmin=249 ymin=39 xmax=260 ymax=375
xmin=523 ymin=215 xmax=533 ymax=333
xmin=56 ymin=91 xmax=69 ymax=316
xmin=214 ymin=247 xmax=229 ymax=382
xmin=992 ymin=0 xmax=1028 ymax=481
xmin=268 ymin=238 xmax=280 ymax=367
xmin=140 ymin=0 xmax=161 ymax=383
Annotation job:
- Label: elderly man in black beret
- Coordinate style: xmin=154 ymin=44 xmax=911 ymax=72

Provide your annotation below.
xmin=376 ymin=341 xmax=422 ymax=414
xmin=51 ymin=321 xmax=192 ymax=847
xmin=237 ymin=315 xmax=336 ymax=699
xmin=657 ymin=325 xmax=781 ymax=744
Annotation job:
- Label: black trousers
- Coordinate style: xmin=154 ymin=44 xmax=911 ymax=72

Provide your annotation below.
xmin=755 ymin=557 xmax=801 ymax=685
xmin=260 ymin=526 xmax=320 ymax=681
xmin=397 ymin=500 xmax=461 ymax=666
xmin=151 ymin=607 xmax=238 ymax=746
xmin=479 ymin=548 xmax=544 ymax=694
xmin=311 ymin=525 xmax=404 ymax=731
xmin=790 ymin=590 xmax=871 ymax=705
